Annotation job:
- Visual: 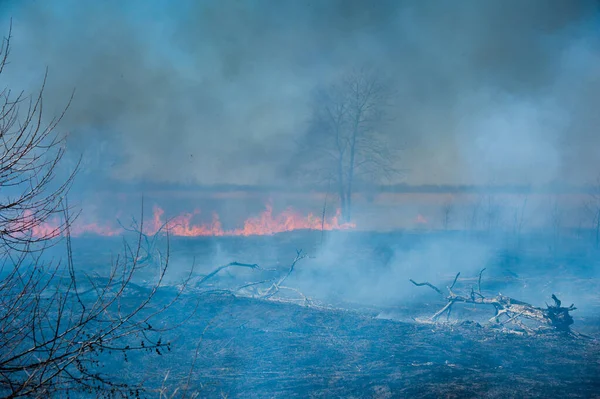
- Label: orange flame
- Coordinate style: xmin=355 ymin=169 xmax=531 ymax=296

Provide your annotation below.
xmin=10 ymin=210 xmax=124 ymax=239
xmin=148 ymin=203 xmax=354 ymax=236
xmin=147 ymin=207 xmax=225 ymax=237
xmin=22 ymin=203 xmax=355 ymax=238
xmin=8 ymin=210 xmax=62 ymax=240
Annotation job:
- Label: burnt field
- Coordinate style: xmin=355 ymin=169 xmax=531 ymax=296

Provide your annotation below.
xmin=61 ymin=230 xmax=600 ymax=398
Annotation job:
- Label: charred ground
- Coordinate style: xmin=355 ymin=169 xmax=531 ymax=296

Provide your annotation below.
xmin=61 ymin=230 xmax=600 ymax=398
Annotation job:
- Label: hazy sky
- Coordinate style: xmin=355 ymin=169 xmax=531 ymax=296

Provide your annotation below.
xmin=0 ymin=0 xmax=598 ymax=187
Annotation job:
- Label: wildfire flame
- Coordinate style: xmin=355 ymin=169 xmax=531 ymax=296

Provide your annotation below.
xmin=21 ymin=203 xmax=355 ymax=239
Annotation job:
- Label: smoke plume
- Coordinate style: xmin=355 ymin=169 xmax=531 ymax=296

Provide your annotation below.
xmin=0 ymin=0 xmax=598 ymax=188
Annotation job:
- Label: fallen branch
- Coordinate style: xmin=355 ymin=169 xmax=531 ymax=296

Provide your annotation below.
xmin=408 ymin=279 xmax=443 ymax=296
xmin=195 ymin=262 xmax=259 ymax=287
xmin=190 ymin=250 xmax=310 ymax=305
xmin=257 ymin=249 xmax=307 ymax=299
xmin=410 ymin=269 xmax=578 ymax=334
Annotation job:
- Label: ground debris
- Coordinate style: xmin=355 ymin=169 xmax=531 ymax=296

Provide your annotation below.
xmin=410 ymin=269 xmax=583 ymax=337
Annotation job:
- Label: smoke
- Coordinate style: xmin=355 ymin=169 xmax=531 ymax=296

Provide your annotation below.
xmin=291 ymin=232 xmax=494 ymax=308
xmin=1 ymin=0 xmax=600 ymax=324
xmin=0 ymin=0 xmax=597 ymax=188
xmin=455 ymin=92 xmax=567 ymax=185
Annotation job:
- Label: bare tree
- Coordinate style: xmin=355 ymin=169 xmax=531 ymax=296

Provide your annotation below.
xmin=0 ymin=25 xmax=187 ymax=397
xmin=295 ymin=68 xmax=401 ymax=222
xmin=0 ymin=22 xmax=320 ymax=398
xmin=0 ymin=26 xmax=77 ymax=254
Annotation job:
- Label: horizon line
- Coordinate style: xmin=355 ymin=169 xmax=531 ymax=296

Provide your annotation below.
xmin=75 ymin=179 xmax=600 ymax=195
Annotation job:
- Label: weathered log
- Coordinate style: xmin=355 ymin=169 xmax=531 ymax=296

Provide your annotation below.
xmin=410 ymin=269 xmax=577 ymax=334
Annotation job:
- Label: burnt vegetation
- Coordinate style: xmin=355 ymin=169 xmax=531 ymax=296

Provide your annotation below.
xmin=0 ymin=22 xmax=599 ymax=399
xmin=0 ymin=25 xmax=313 ymax=398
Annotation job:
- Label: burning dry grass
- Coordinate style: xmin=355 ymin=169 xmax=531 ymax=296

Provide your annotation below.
xmin=21 ymin=203 xmax=355 ymax=239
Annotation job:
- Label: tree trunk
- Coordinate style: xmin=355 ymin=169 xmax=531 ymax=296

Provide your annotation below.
xmin=337 ymin=159 xmax=346 ymax=220
xmin=345 ymin=189 xmax=352 ymax=223
xmin=345 ymin=124 xmax=358 ymax=223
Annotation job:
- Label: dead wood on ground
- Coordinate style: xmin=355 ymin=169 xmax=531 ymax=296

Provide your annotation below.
xmin=410 ymin=269 xmax=581 ymax=336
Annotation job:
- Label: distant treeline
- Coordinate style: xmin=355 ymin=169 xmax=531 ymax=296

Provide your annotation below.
xmin=82 ymin=179 xmax=599 ymax=196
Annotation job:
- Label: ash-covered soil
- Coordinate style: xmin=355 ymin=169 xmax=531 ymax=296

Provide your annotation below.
xmin=64 ymin=230 xmax=600 ymax=398
xmin=128 ymin=293 xmax=600 ymax=399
